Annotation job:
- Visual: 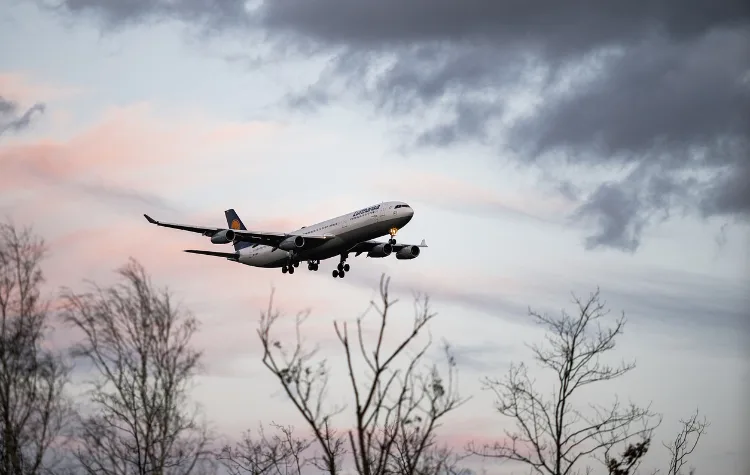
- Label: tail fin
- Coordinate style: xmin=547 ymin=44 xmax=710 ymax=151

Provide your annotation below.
xmin=224 ymin=209 xmax=251 ymax=251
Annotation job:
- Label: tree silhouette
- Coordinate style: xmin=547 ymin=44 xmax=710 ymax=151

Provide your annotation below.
xmin=0 ymin=221 xmax=72 ymax=475
xmin=60 ymin=258 xmax=213 ymax=475
xmin=253 ymin=275 xmax=469 ymax=475
xmin=470 ymin=288 xmax=661 ymax=475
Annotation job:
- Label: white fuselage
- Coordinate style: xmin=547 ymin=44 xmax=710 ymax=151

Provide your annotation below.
xmin=237 ymin=201 xmax=414 ymax=268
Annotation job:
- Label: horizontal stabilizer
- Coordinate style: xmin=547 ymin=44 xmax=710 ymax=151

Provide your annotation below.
xmin=184 ymin=249 xmax=239 ymax=260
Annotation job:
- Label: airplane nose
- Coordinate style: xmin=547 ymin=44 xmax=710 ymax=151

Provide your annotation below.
xmin=404 ymin=208 xmax=414 ymax=222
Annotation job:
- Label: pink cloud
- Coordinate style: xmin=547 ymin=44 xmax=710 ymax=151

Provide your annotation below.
xmin=0 ymin=94 xmax=285 ymax=243
xmin=0 ymin=102 xmax=280 ymax=192
xmin=0 ymin=72 xmax=83 ymax=105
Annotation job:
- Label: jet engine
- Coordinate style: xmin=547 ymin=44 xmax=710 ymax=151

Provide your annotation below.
xmin=279 ymin=235 xmax=305 ymax=251
xmin=395 ymin=245 xmax=420 ymax=260
xmin=211 ymin=229 xmax=235 ymax=244
xmin=367 ymin=243 xmax=393 ymax=258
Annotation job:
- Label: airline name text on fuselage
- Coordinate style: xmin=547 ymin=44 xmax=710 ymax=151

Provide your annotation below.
xmin=352 ymin=204 xmax=380 ymax=218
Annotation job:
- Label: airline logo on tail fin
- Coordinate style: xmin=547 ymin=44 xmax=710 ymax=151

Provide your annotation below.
xmin=224 ymin=209 xmax=251 ymax=251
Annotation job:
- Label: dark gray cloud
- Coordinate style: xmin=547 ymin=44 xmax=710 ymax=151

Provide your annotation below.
xmin=0 ymin=96 xmax=46 ymax=137
xmin=39 ymin=0 xmax=750 ymax=251
xmin=41 ymin=0 xmax=254 ymax=33
xmin=260 ymin=1 xmax=750 ymax=253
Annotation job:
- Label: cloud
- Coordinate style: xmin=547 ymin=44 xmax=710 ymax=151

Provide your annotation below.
xmin=264 ymin=2 xmax=749 ymax=253
xmin=603 ymin=267 xmax=750 ymax=338
xmin=0 ymin=72 xmax=82 ymax=104
xmin=0 ymin=101 xmax=280 ymax=214
xmin=0 ymin=72 xmax=84 ymax=138
xmin=373 ymin=171 xmax=577 ymax=223
xmin=340 ymin=264 xmax=531 ymax=324
xmin=41 ymin=0 xmax=257 ymax=34
xmin=332 ymin=254 xmax=750 ymax=351
xmin=0 ymin=95 xmax=46 ymax=137
xmin=47 ymin=0 xmax=750 ymax=253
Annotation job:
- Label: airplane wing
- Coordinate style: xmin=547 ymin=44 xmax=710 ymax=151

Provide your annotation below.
xmin=144 ymin=214 xmax=334 ymax=247
xmin=184 ymin=249 xmax=239 ymax=260
xmin=349 ymin=238 xmax=428 ymax=256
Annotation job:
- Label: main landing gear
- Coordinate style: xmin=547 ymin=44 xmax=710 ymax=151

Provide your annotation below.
xmin=332 ymin=254 xmax=350 ymax=279
xmin=281 ymin=261 xmax=299 ymax=274
xmin=282 ymin=258 xmax=320 ymax=275
xmin=281 ymin=253 xmax=301 ymax=275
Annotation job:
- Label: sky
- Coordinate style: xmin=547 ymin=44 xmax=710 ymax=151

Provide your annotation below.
xmin=1 ymin=0 xmax=749 ymax=473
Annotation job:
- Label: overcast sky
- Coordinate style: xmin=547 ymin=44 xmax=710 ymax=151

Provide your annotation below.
xmin=1 ymin=1 xmax=749 ymax=473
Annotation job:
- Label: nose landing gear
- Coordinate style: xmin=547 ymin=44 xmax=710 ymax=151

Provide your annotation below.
xmin=307 ymin=260 xmax=320 ymax=271
xmin=388 ymin=227 xmax=399 ymax=246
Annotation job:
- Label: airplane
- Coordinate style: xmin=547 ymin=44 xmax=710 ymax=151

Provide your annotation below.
xmin=143 ymin=200 xmax=427 ymax=278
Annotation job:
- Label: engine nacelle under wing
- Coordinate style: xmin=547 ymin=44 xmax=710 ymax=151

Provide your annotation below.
xmin=367 ymin=243 xmax=393 ymax=258
xmin=395 ymin=245 xmax=420 ymax=260
xmin=279 ymin=235 xmax=305 ymax=251
xmin=211 ymin=229 xmax=235 ymax=244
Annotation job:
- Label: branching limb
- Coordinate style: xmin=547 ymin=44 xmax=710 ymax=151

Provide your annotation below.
xmin=663 ymin=409 xmax=709 ymax=475
xmin=217 ymin=422 xmax=312 ymax=475
xmin=257 ymin=289 xmax=346 ymax=474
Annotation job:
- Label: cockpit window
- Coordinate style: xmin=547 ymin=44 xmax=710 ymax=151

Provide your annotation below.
xmin=394 ymin=204 xmax=411 ymax=209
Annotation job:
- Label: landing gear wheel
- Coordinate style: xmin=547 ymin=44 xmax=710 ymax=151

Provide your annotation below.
xmin=339 ymin=270 xmax=345 ymax=278
xmin=337 ymin=263 xmax=344 ymax=272
xmin=288 ymin=266 xmax=295 ymax=274
xmin=343 ymin=263 xmax=350 ymax=272
xmin=389 ymin=238 xmax=396 ymax=245
xmin=282 ymin=266 xmax=288 ymax=274
xmin=332 ymin=270 xmax=339 ymax=278
xmin=293 ymin=261 xmax=299 ymax=268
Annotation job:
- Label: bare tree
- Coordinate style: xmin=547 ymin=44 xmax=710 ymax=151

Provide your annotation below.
xmin=469 ymin=288 xmax=661 ymax=475
xmin=256 ymin=275 xmax=468 ymax=475
xmin=217 ymin=422 xmax=312 ymax=475
xmin=0 ymin=221 xmax=72 ymax=475
xmin=662 ymin=409 xmax=709 ymax=475
xmin=60 ymin=258 xmax=213 ymax=475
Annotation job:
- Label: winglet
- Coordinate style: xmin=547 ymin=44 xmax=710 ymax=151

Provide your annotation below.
xmin=144 ymin=214 xmax=157 ymax=224
xmin=419 ymin=239 xmax=427 ymax=247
